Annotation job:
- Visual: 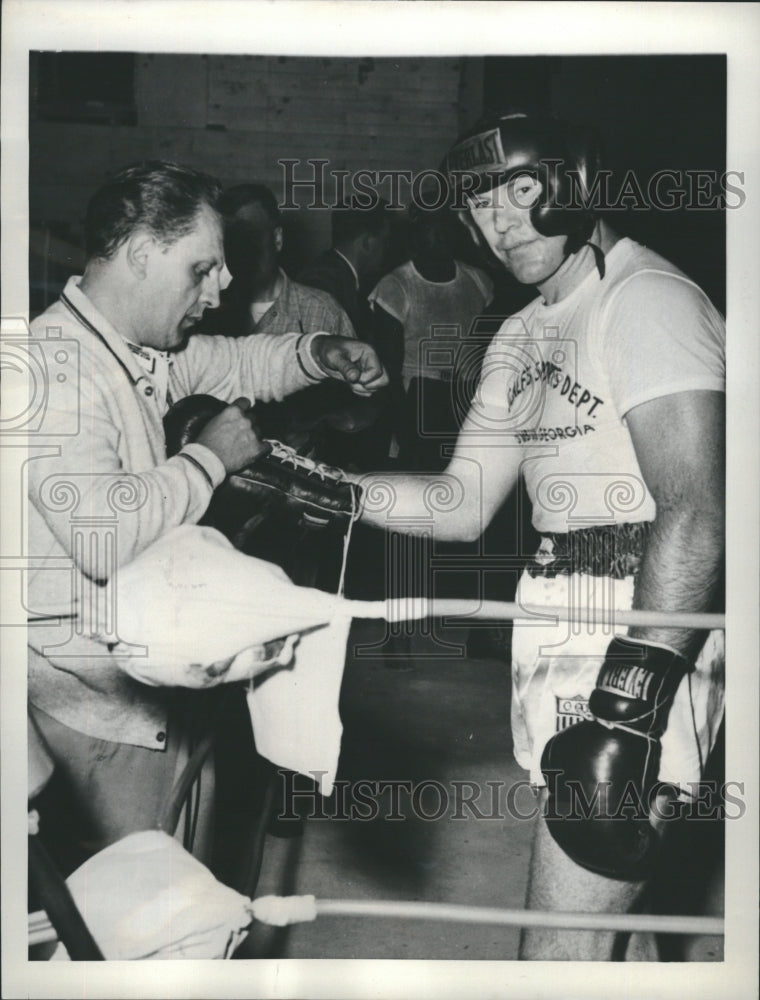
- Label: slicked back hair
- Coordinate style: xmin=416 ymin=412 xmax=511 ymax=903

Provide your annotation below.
xmin=85 ymin=160 xmax=223 ymax=261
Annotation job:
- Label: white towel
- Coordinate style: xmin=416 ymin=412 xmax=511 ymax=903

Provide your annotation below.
xmin=94 ymin=524 xmax=345 ymax=685
xmin=247 ymin=613 xmax=353 ymax=797
xmin=50 ymin=831 xmax=253 ymax=960
xmin=81 ymin=525 xmax=399 ymax=794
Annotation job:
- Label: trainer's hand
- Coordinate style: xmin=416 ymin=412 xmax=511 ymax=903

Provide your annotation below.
xmin=311 ymin=335 xmax=389 ymax=397
xmin=194 ymin=397 xmax=265 ymax=473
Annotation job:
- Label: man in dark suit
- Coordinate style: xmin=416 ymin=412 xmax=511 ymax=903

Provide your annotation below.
xmin=297 ymin=201 xmax=393 ymax=344
xmin=298 ymin=201 xmax=396 ymax=470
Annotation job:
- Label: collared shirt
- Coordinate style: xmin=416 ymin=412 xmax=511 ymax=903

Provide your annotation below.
xmin=248 ymin=269 xmax=356 ymax=339
xmin=125 ymin=340 xmax=174 ymax=411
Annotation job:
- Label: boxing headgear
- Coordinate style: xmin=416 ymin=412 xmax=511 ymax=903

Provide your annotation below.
xmin=443 ymin=111 xmax=601 ymax=261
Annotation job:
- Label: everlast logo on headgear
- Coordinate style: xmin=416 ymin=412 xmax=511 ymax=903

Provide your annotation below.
xmin=446 ymin=128 xmax=505 ymax=175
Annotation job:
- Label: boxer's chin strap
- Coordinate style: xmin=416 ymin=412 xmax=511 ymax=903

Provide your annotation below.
xmin=584 ymin=241 xmax=606 ymax=279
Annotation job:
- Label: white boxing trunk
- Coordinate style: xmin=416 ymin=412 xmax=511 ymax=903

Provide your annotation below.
xmin=510 ymin=570 xmax=725 ymax=793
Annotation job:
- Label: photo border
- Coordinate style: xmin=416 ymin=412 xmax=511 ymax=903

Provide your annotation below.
xmin=2 ymin=3 xmax=758 ymax=998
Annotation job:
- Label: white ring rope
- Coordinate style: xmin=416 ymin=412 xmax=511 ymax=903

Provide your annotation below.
xmin=307 ymin=899 xmax=724 ymax=937
xmin=340 ymin=599 xmax=725 ymax=632
xmin=27 ymin=897 xmax=724 ymax=949
xmin=28 ymin=601 xmax=724 ymax=633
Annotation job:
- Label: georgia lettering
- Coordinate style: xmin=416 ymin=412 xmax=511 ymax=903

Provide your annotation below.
xmin=514 ymin=425 xmax=596 ymax=444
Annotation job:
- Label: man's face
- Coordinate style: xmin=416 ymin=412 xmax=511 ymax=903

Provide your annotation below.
xmin=467 ymin=175 xmax=568 ymax=290
xmin=140 ymin=205 xmax=231 ymax=351
xmin=224 ymin=203 xmax=281 ymax=293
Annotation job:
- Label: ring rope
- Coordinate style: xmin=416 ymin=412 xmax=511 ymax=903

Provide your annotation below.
xmin=27 ymin=602 xmax=725 ymax=632
xmin=27 ymin=896 xmax=724 ymax=950
xmin=307 ymin=898 xmax=725 ymax=937
xmin=340 ymin=599 xmax=725 ymax=632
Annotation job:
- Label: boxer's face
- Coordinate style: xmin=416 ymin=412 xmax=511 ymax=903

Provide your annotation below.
xmin=139 ymin=205 xmax=231 ymax=350
xmin=468 ymin=176 xmax=567 ymax=289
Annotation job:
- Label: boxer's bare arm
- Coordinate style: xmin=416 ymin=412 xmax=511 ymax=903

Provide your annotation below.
xmin=356 ymin=407 xmax=524 ymax=542
xmin=626 ymin=389 xmax=725 ymax=658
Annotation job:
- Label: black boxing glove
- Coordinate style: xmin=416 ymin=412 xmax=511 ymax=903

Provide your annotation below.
xmin=540 ymin=636 xmax=691 ymax=881
xmin=164 ymin=394 xmax=362 ymax=546
xmin=216 ymin=439 xmax=361 ymax=535
xmin=163 ymin=393 xmax=227 ymax=455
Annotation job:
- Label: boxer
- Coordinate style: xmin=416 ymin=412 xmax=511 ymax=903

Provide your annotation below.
xmin=354 ymin=111 xmax=725 ymax=960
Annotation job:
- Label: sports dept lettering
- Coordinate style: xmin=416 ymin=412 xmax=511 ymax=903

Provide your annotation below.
xmin=506 ymin=360 xmax=604 ymax=419
xmin=555 ymin=695 xmax=593 ymax=731
xmin=507 ymin=359 xmax=563 ymax=409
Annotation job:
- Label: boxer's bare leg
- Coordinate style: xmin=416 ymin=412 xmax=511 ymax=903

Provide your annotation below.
xmin=519 ymin=789 xmax=647 ymax=961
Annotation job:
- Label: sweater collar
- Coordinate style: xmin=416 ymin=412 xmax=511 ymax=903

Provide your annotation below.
xmin=59 ymin=276 xmax=147 ymax=386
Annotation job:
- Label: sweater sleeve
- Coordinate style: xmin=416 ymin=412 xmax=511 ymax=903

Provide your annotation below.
xmin=26 ymin=365 xmax=228 ymax=585
xmin=333 ymin=302 xmax=357 ymax=340
xmin=169 ymin=330 xmax=324 ymax=402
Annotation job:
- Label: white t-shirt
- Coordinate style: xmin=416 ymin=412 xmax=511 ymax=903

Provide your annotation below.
xmin=369 ymin=260 xmax=493 ymax=388
xmin=476 ymin=238 xmax=725 ymax=534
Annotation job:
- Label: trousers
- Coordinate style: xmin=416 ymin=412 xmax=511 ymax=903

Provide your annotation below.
xmin=30 ymin=693 xmax=216 ymax=877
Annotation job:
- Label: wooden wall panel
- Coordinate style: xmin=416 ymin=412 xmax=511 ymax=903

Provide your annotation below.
xmin=30 ymin=54 xmax=482 ymax=263
xmin=134 ymin=54 xmax=209 ymax=129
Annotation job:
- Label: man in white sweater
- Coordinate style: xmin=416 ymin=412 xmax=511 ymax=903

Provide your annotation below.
xmin=27 ymin=161 xmax=387 ymax=871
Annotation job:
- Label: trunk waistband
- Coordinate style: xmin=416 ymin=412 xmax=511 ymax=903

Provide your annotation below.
xmin=527 ymin=522 xmax=653 ymax=580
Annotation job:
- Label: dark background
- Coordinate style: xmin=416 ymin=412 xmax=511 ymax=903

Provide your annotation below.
xmin=483 ymin=55 xmax=726 ymax=310
xmin=29 ymin=53 xmax=726 ymax=315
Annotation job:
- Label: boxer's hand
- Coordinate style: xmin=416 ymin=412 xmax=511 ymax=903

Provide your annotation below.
xmin=194 ymin=397 xmax=266 ymax=473
xmin=311 ymin=335 xmax=389 ymax=397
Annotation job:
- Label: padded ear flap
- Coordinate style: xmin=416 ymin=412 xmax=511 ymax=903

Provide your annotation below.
xmin=528 ymin=120 xmax=599 ymax=246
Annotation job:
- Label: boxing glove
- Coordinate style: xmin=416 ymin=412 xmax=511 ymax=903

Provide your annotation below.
xmin=164 ymin=394 xmax=361 ymax=545
xmin=540 ymin=635 xmax=691 ymax=881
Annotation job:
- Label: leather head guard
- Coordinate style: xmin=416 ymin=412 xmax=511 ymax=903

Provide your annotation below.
xmin=443 ymin=111 xmax=601 ymax=258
